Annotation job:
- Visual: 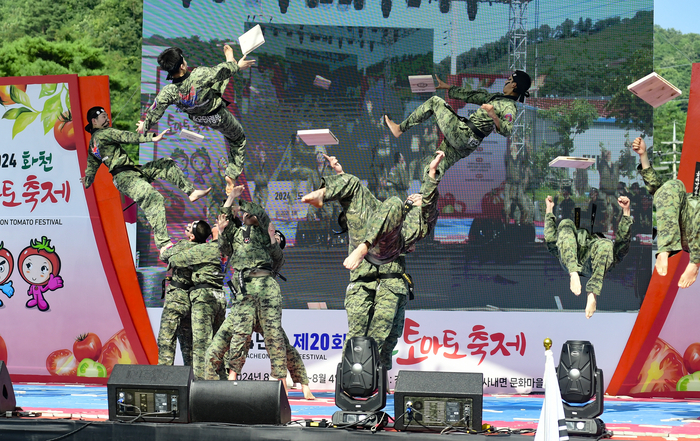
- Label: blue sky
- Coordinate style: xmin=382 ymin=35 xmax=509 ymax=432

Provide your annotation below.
xmin=655 ymin=0 xmax=698 ymax=33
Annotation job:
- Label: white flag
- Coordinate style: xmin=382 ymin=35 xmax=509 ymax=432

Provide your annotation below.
xmin=535 ymin=349 xmax=569 ymax=441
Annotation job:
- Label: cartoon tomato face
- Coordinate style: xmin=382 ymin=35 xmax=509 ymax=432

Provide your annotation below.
xmin=0 ymin=243 xmax=13 ymax=285
xmin=21 ymin=255 xmax=52 ymax=285
xmin=18 ymin=237 xmax=61 ymax=286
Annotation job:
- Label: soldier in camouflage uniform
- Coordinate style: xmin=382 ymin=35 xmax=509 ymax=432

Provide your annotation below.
xmin=504 ymin=141 xmax=532 ymax=224
xmin=385 ymin=71 xmax=531 ymax=178
xmin=81 ymin=107 xmax=210 ymax=251
xmin=544 ymin=194 xmax=632 ymax=318
xmin=598 ymin=146 xmax=633 ymax=232
xmin=632 ymin=137 xmax=700 ymax=288
xmin=409 ymin=125 xmax=439 ymax=182
xmin=157 ymin=237 xmax=196 ymax=367
xmin=137 ymin=45 xmax=255 ymax=181
xmin=302 ymin=152 xmax=444 ymax=368
xmin=161 ymin=220 xmax=227 ymax=380
xmin=387 ymin=152 xmax=410 ymax=201
xmin=204 ymin=186 xmax=288 ymax=386
xmin=227 ymin=229 xmax=316 ymax=399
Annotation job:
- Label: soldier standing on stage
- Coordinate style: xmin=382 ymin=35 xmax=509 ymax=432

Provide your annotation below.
xmin=227 ymin=227 xmax=316 ymax=400
xmin=544 ymin=194 xmax=632 ymax=318
xmin=137 ymin=44 xmax=255 ymax=181
xmin=161 ymin=220 xmax=227 ymax=380
xmin=504 ymin=141 xmax=532 ymax=225
xmin=384 ymin=71 xmax=531 ymax=177
xmin=81 ymin=106 xmax=210 ymax=253
xmin=157 ymin=237 xmax=196 ymax=367
xmin=205 ymin=186 xmax=288 ymax=388
xmin=632 ymin=137 xmax=700 ymax=288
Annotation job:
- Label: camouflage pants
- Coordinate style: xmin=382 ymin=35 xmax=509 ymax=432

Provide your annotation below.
xmin=191 ymin=107 xmax=246 ymax=181
xmin=601 ymin=191 xmax=619 ymax=232
xmin=556 ymin=219 xmax=583 ymax=274
xmin=190 ymin=287 xmax=227 ymax=380
xmin=205 ymin=276 xmax=287 ymax=380
xmin=555 ymin=219 xmax=612 ymax=295
xmin=654 ymin=179 xmax=688 ymax=257
xmin=399 ymin=96 xmax=482 ymax=177
xmin=504 ymin=182 xmax=532 ymax=224
xmin=345 ymin=279 xmax=408 ymax=370
xmin=114 ymin=158 xmax=196 ymax=248
xmin=229 ymin=323 xmax=309 ymax=385
xmin=157 ymin=286 xmax=193 ymax=366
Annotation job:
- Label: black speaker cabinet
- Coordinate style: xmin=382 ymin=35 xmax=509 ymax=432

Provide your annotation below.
xmin=190 ymin=380 xmax=291 ymax=425
xmin=0 ymin=361 xmax=16 ymax=413
xmin=393 ymin=370 xmax=483 ymax=432
xmin=107 ymin=364 xmax=193 ymax=423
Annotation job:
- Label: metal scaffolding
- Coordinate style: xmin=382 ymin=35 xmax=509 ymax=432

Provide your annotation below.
xmin=507 ymin=0 xmax=531 ymax=153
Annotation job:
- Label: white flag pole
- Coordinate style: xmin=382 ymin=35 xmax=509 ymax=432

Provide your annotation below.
xmin=535 ymin=338 xmax=569 ymax=441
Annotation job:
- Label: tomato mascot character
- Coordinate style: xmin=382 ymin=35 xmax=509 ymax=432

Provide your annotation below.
xmin=0 ymin=242 xmax=15 ymax=306
xmin=18 ymin=236 xmax=63 ymax=312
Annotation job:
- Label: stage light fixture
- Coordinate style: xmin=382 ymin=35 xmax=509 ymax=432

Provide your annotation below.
xmin=320 ymin=0 xmax=333 ymax=3
xmin=306 ymin=0 xmax=319 ymax=8
xmin=407 ymin=0 xmax=421 ymax=7
xmin=354 ymin=0 xmax=364 ymax=9
xmin=439 ymin=0 xmax=450 ymax=13
xmin=339 ymin=0 xmax=352 ymax=4
xmin=278 ymin=0 xmax=289 ymax=13
xmin=557 ymin=340 xmax=606 ymax=436
xmin=381 ymin=0 xmax=392 ymax=18
xmin=333 ymin=337 xmax=387 ymax=424
xmin=466 ymin=0 xmax=477 ymax=21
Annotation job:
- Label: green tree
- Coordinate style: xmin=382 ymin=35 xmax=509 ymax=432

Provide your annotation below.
xmin=538 ymin=99 xmax=598 ymax=155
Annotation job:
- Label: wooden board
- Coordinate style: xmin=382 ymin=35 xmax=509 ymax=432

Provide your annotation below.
xmin=548 ymin=156 xmax=595 ymax=169
xmin=297 ymin=129 xmax=339 ymax=146
xmin=627 ymin=72 xmax=682 ymax=108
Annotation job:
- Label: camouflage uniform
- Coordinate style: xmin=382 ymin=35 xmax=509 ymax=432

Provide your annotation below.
xmin=544 ymin=212 xmax=633 ymax=296
xmin=321 ymin=171 xmax=441 ymax=369
xmin=409 ymin=128 xmax=439 ymax=182
xmin=638 ymin=166 xmax=700 ymax=263
xmin=84 ymin=128 xmax=196 ymax=248
xmin=162 ymin=240 xmax=227 ymax=380
xmin=598 ymin=152 xmax=632 ymax=231
xmin=387 ymin=162 xmax=409 ymax=201
xmin=292 ymin=164 xmax=337 ymax=221
xmin=228 ymin=241 xmax=310 ymax=384
xmin=504 ymin=147 xmax=532 ymax=224
xmin=141 ymin=62 xmax=247 ymax=180
xmin=398 ymin=88 xmax=517 ymax=177
xmin=157 ymin=240 xmax=196 ymax=367
xmin=205 ymin=200 xmax=287 ymax=380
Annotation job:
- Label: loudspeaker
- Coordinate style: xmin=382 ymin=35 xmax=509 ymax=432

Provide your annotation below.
xmin=190 ymin=380 xmax=291 ymax=425
xmin=0 ymin=361 xmax=16 ymax=413
xmin=107 ymin=364 xmax=193 ymax=423
xmin=393 ymin=370 xmax=483 ymax=432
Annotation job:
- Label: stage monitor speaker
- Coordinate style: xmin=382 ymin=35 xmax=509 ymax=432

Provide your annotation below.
xmin=393 ymin=370 xmax=483 ymax=432
xmin=107 ymin=364 xmax=193 ymax=423
xmin=0 ymin=361 xmax=16 ymax=414
xmin=190 ymin=380 xmax=291 ymax=425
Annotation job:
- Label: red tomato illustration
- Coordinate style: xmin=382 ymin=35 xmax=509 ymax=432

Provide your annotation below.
xmin=98 ymin=329 xmax=137 ymax=375
xmin=54 ymin=110 xmax=76 ymax=151
xmin=46 ymin=349 xmax=78 ymax=376
xmin=683 ymin=343 xmax=700 ymax=374
xmin=73 ymin=333 xmax=102 ymax=362
xmin=0 ymin=335 xmax=7 ymax=363
xmin=630 ymin=338 xmax=688 ymax=394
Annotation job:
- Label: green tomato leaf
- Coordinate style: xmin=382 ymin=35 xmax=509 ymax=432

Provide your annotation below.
xmin=9 ymin=86 xmax=31 ymax=108
xmin=41 ymin=94 xmax=63 ymax=134
xmin=39 ymin=83 xmax=57 ymax=99
xmin=2 ymin=107 xmax=32 ymax=120
xmin=12 ymin=111 xmax=39 ymax=139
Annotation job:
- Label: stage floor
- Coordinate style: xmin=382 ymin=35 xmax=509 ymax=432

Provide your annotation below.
xmin=4 ymin=382 xmax=700 ymax=440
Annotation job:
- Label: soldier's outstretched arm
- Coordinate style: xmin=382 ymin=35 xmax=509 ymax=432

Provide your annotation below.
xmin=613 ymin=197 xmax=633 ymax=265
xmin=82 ymin=154 xmax=101 ymax=189
xmin=139 ymin=87 xmax=179 ymax=133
